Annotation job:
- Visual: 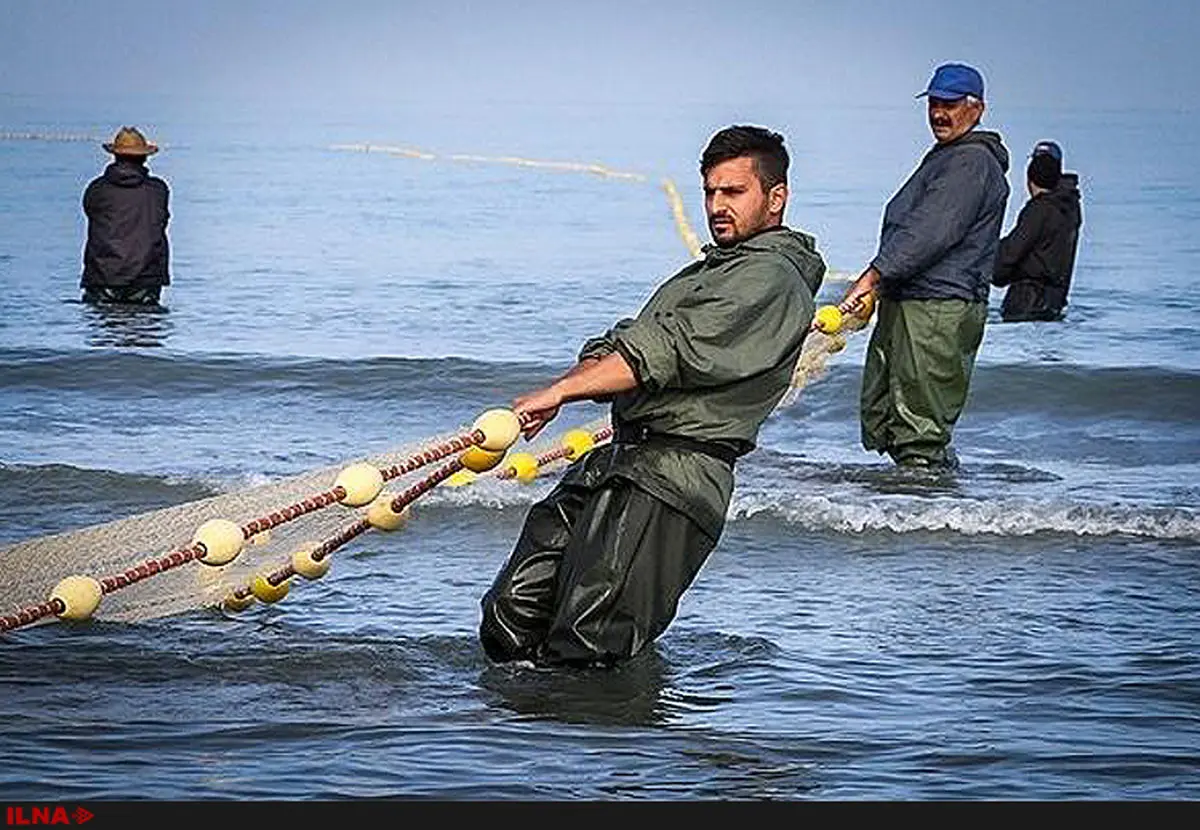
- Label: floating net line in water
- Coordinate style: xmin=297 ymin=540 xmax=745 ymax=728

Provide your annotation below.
xmin=328 ymin=139 xmax=875 ymax=393
xmin=328 ymin=142 xmax=648 ymax=182
xmin=0 ymin=131 xmax=106 ymax=144
xmin=0 ymin=408 xmax=626 ymax=633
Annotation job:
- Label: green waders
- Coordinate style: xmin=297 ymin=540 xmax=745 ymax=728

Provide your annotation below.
xmin=860 ymin=297 xmax=987 ymax=467
xmin=479 ymin=475 xmax=717 ymax=667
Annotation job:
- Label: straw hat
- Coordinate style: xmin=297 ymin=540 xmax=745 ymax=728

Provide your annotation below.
xmin=103 ymin=126 xmax=159 ymax=156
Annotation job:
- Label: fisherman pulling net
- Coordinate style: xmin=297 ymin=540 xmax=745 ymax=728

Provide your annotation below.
xmin=0 ymin=291 xmax=869 ymax=635
xmin=0 ymin=125 xmax=877 ymax=651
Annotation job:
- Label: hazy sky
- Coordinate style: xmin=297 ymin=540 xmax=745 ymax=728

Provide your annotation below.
xmin=1 ymin=0 xmax=1195 ymax=111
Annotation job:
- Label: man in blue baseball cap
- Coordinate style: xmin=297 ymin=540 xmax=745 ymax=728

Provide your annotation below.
xmin=836 ymin=62 xmax=1010 ymax=470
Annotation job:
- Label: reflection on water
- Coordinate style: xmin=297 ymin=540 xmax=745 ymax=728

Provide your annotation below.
xmin=80 ymin=301 xmax=173 ymax=348
xmin=479 ymin=648 xmax=672 ymax=727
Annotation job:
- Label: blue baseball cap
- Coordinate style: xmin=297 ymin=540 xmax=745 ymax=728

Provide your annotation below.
xmin=917 ymin=63 xmax=985 ymax=101
xmin=1031 ymin=140 xmax=1063 ymax=162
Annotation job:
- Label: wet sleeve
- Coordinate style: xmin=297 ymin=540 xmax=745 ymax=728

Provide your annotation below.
xmin=612 ymin=260 xmax=813 ymax=391
xmin=992 ymin=201 xmax=1045 ymax=286
xmin=577 ymin=318 xmax=635 ymax=361
xmin=871 ymin=149 xmax=992 ymax=285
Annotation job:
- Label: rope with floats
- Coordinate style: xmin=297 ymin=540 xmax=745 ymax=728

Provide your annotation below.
xmin=0 ymin=289 xmax=874 ymax=634
xmin=0 ymin=408 xmax=528 ymax=633
xmin=0 ymin=131 xmax=106 ymax=144
xmin=328 ymin=143 xmax=647 ymax=182
xmin=219 ymin=422 xmax=617 ymax=613
xmin=0 ymin=295 xmax=873 ymax=634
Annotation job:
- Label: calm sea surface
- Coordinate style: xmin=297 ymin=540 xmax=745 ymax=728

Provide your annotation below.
xmin=0 ymin=93 xmax=1197 ymax=800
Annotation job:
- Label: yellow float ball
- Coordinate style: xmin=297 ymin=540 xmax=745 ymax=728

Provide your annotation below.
xmin=472 ymin=408 xmax=521 ymax=452
xmin=291 ymin=547 xmax=331 ymax=581
xmin=366 ymin=496 xmax=410 ymax=531
xmin=222 ymin=592 xmax=255 ymax=613
xmin=50 ymin=575 xmax=103 ymax=621
xmin=445 ymin=469 xmax=478 ymax=488
xmin=193 ymin=518 xmax=246 ymax=566
xmin=250 ymin=573 xmax=290 ymax=604
xmin=813 ymin=305 xmax=844 ymax=334
xmin=507 ymin=452 xmax=540 ymax=484
xmin=460 ymin=445 xmax=506 ymax=473
xmin=561 ymin=429 xmax=595 ymax=460
xmin=335 ymin=462 xmax=385 ymax=507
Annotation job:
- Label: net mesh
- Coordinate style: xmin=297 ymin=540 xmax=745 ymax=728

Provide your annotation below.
xmin=0 ymin=427 xmax=484 ymax=625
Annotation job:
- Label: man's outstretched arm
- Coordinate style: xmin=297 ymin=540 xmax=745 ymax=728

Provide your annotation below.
xmin=513 ymin=353 xmax=638 ymax=440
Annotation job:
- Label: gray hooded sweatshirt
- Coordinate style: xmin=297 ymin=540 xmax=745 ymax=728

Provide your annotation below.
xmin=871 ymin=129 xmax=1010 ymax=302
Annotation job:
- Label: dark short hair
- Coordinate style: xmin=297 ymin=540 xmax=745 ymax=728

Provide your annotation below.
xmin=700 ymin=125 xmax=789 ymax=191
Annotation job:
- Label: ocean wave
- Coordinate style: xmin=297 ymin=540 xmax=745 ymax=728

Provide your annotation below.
xmin=0 ymin=462 xmax=217 ymax=503
xmin=3 ymin=456 xmax=1197 ymax=549
xmin=420 ymin=479 xmax=1199 ymax=542
xmin=966 ymin=363 xmax=1200 ymax=422
xmin=773 ymin=362 xmax=1200 ymax=424
xmin=727 ymin=491 xmax=1200 ymax=541
xmin=4 ymin=348 xmax=1198 ymax=426
xmin=0 ymin=348 xmax=551 ymax=401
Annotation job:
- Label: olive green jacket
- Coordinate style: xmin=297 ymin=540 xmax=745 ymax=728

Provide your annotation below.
xmin=570 ymin=226 xmax=825 ymax=537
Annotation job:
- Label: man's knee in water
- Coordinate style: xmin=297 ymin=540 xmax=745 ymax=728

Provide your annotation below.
xmin=478 ymin=586 xmax=548 ymax=664
xmin=83 ymin=286 xmax=162 ymax=306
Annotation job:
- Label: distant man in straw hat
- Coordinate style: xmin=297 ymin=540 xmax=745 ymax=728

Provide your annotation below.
xmin=80 ymin=126 xmax=171 ymax=305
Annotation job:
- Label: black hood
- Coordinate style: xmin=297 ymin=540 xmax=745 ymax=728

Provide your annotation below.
xmin=1046 ymin=172 xmax=1081 ymax=217
xmin=1054 ymin=172 xmax=1080 ymax=198
xmin=102 ymin=160 xmax=149 ymax=188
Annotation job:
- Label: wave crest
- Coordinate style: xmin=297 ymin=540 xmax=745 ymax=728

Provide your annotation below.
xmin=729 ymin=491 xmax=1200 ymax=541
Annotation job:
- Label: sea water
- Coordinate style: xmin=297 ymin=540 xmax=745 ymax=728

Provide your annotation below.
xmin=0 ymin=93 xmax=1197 ymax=799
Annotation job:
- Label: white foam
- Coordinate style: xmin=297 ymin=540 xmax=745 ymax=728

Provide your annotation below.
xmin=416 ymin=474 xmax=1200 ymax=542
xmin=728 ymin=491 xmax=1200 ymax=541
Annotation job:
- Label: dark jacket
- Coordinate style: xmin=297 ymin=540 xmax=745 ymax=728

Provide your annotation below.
xmin=871 ymin=130 xmax=1011 ymax=303
xmin=992 ymin=173 xmax=1083 ymax=321
xmin=576 ymin=226 xmax=826 ymax=537
xmin=81 ymin=160 xmax=171 ymax=290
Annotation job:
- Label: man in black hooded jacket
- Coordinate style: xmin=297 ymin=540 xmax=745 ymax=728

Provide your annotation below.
xmin=992 ymin=141 xmax=1083 ymax=321
xmin=80 ymin=126 xmax=171 ymax=305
